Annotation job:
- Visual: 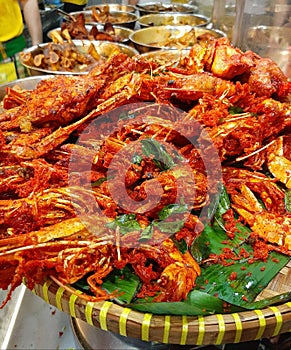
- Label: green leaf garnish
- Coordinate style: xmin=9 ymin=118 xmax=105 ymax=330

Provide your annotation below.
xmin=229 ymin=106 xmax=244 ymax=115
xmin=153 ymin=203 xmax=188 ymax=234
xmin=91 ymin=177 xmax=107 ymax=187
xmin=172 ymin=237 xmax=188 ymax=254
xmin=158 ymin=203 xmax=188 ymax=220
xmin=140 ymin=224 xmax=154 ymax=240
xmin=106 ymin=214 xmax=141 ymax=234
xmin=132 ymin=152 xmax=143 ymax=165
xmin=102 ymin=266 xmax=141 ymax=304
xmin=155 ymin=219 xmax=185 ymax=234
xmin=212 ymin=185 xmax=230 ymax=231
xmin=141 ymin=138 xmax=176 ymax=170
xmin=285 ymin=189 xmax=291 ymax=212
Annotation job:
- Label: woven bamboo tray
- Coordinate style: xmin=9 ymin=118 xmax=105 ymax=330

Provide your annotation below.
xmin=31 ymin=260 xmax=291 ymax=346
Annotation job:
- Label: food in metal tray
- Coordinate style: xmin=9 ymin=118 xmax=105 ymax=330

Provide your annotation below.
xmin=138 ymin=13 xmax=210 ymax=28
xmin=50 ymin=13 xmax=132 ymax=43
xmin=20 ymin=42 xmax=99 ymax=73
xmin=130 ymin=26 xmax=226 ymax=53
xmin=91 ymin=5 xmax=133 ymax=25
xmin=136 ymin=2 xmax=197 ymax=15
xmin=19 ymin=41 xmax=136 ymax=74
xmin=148 ymin=28 xmax=199 ymax=48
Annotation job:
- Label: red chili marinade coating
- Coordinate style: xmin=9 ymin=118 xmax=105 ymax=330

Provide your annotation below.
xmin=229 ymin=271 xmax=237 ymax=281
xmin=222 ymin=209 xmax=237 ymax=240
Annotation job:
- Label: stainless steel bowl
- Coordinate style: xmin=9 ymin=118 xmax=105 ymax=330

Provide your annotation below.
xmin=71 ymin=10 xmax=139 ymax=29
xmin=74 ymin=39 xmax=138 ymax=57
xmin=85 ymin=4 xmax=136 ymax=13
xmin=135 ymin=2 xmax=198 ymax=16
xmin=47 ymin=25 xmax=134 ymax=44
xmin=130 ymin=25 xmax=226 ymax=53
xmin=138 ymin=13 xmax=210 ymax=28
xmin=139 ymin=49 xmax=190 ymax=63
xmin=19 ymin=41 xmax=138 ymax=76
xmin=139 ymin=49 xmax=190 ymax=65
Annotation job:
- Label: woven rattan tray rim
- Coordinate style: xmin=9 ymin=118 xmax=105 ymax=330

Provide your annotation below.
xmin=31 ymin=278 xmax=291 ymax=346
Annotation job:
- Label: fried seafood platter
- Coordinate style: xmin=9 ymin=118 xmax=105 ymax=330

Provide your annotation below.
xmin=0 ymin=37 xmax=290 ymax=329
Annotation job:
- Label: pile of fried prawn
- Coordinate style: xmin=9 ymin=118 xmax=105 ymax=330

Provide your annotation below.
xmin=0 ymin=37 xmax=290 ymax=309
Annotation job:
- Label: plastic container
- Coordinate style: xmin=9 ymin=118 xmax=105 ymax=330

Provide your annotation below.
xmin=232 ymin=0 xmax=291 ymax=78
xmin=211 ymin=0 xmax=236 ymax=40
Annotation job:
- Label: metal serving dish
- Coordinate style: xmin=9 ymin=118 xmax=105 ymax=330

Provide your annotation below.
xmin=47 ymin=25 xmax=133 ymax=44
xmin=130 ymin=25 xmax=226 ymax=53
xmin=138 ymin=13 xmax=210 ymax=28
xmin=19 ymin=40 xmax=138 ymax=76
xmin=139 ymin=49 xmax=190 ymax=65
xmin=70 ymin=10 xmax=138 ymax=29
xmin=135 ymin=2 xmax=198 ymax=16
xmin=85 ymin=4 xmax=136 ymax=13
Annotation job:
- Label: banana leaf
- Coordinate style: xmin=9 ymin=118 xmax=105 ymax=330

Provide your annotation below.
xmin=101 ymin=266 xmax=141 ymax=304
xmin=129 ymin=290 xmax=244 ymax=316
xmin=243 ymin=291 xmax=291 ymax=310
xmin=194 ymin=251 xmax=289 ymax=309
xmin=72 ymin=266 xmax=140 ymax=305
xmin=285 ymin=189 xmax=291 ymax=212
xmin=192 ymin=222 xmax=290 ymax=309
xmin=129 ymin=290 xmax=291 ymax=315
xmin=191 ymin=223 xmax=251 ymax=264
xmin=191 ymin=186 xmax=290 ymax=309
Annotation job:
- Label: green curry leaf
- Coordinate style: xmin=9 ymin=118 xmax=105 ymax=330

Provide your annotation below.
xmin=106 ymin=214 xmax=141 ymax=234
xmin=141 ymin=138 xmax=176 ymax=170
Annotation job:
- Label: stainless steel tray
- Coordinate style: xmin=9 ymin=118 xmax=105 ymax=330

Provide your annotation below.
xmin=0 ymin=286 xmax=80 ymax=349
